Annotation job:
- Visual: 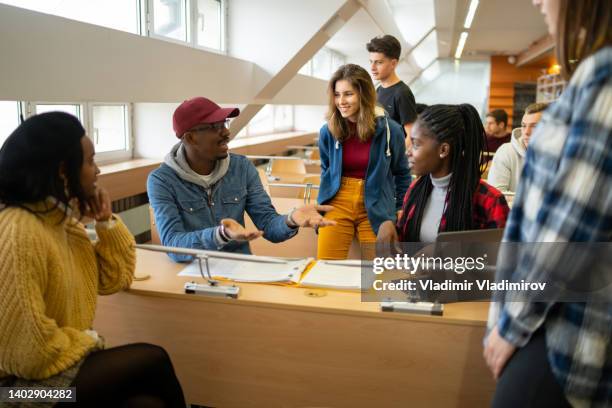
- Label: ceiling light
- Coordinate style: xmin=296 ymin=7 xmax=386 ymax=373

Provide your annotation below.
xmin=464 ymin=0 xmax=479 ymax=29
xmin=454 ymin=32 xmax=468 ymax=59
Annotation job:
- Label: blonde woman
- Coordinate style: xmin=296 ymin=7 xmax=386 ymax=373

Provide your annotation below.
xmin=317 ymin=64 xmax=411 ymax=259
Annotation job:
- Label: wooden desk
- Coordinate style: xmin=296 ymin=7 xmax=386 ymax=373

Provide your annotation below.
xmin=267 ymin=172 xmax=320 ymax=184
xmin=98 ymin=159 xmax=161 ymax=201
xmin=94 ymin=250 xmax=494 ymax=407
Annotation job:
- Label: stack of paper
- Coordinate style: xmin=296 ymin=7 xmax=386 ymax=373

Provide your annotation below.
xmin=299 ymin=260 xmax=363 ymax=290
xmin=178 ymin=255 xmax=312 ymax=284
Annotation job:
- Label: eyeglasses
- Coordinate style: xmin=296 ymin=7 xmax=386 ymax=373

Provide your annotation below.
xmin=189 ymin=119 xmax=230 ymax=134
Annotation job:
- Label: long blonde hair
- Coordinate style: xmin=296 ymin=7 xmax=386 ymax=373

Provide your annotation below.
xmin=556 ymin=0 xmax=611 ymax=78
xmin=326 ymin=64 xmax=377 ymax=142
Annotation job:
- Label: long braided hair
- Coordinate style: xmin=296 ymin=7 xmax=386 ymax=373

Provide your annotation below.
xmin=399 ymin=104 xmax=487 ymax=241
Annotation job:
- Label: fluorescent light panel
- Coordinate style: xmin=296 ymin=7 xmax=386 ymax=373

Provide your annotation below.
xmin=454 ymin=32 xmax=469 ymax=59
xmin=464 ymin=0 xmax=479 ymax=28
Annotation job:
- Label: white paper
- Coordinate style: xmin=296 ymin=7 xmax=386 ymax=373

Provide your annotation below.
xmin=178 ymin=257 xmax=312 ymax=283
xmin=299 ymin=260 xmax=364 ymax=290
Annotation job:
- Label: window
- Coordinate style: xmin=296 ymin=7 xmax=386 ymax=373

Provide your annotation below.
xmin=235 ymin=105 xmax=295 ymax=139
xmin=0 ymin=101 xmax=20 ymax=148
xmin=34 ymin=103 xmax=82 ymax=121
xmin=195 ymin=0 xmax=222 ymax=50
xmin=151 ymin=0 xmax=188 ymax=42
xmin=412 ymin=30 xmax=438 ymax=69
xmin=300 ymin=48 xmax=346 ymax=80
xmin=2 ymin=1 xmax=225 ymax=51
xmin=247 ymin=105 xmax=274 ymax=136
xmin=331 ymin=52 xmax=346 ymax=72
xmin=91 ymin=104 xmax=130 ymax=154
xmin=148 ymin=0 xmax=224 ymax=51
xmin=273 ymin=106 xmax=293 ymax=132
xmin=0 ymin=0 xmax=140 ymax=34
xmin=299 ymin=60 xmax=312 ymax=76
xmin=17 ymin=102 xmax=131 ymax=163
xmin=312 ymin=48 xmax=332 ymax=80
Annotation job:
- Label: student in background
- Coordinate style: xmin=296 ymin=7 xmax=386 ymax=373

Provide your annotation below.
xmin=148 ymin=97 xmax=334 ymax=262
xmin=488 ymin=102 xmax=548 ymax=192
xmin=484 ymin=0 xmax=611 ymax=406
xmin=484 ymin=109 xmax=512 ymax=156
xmin=396 ymin=104 xmax=510 ymax=242
xmin=0 ymin=112 xmax=185 ymax=407
xmin=367 ymin=35 xmax=418 ymax=146
xmin=317 ymin=64 xmax=411 ymax=260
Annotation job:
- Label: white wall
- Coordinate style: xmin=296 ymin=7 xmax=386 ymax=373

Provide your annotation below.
xmin=133 ymin=102 xmax=250 ymax=159
xmin=133 ymin=103 xmax=178 ymax=159
xmin=0 ymin=3 xmax=330 ymax=106
xmin=412 ymin=60 xmax=491 ymax=116
xmin=228 ymin=0 xmax=344 ymax=75
xmin=294 ymin=105 xmax=328 ymax=133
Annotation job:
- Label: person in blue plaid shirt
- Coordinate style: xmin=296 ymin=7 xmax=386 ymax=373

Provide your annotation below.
xmin=484 ymin=0 xmax=611 ymax=407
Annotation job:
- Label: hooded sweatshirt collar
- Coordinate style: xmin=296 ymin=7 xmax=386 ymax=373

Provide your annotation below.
xmin=511 ymin=128 xmax=527 ymax=158
xmin=164 ymin=142 xmax=230 ymax=189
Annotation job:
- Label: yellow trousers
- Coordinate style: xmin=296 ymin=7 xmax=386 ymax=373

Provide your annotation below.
xmin=317 ymin=177 xmax=377 ymax=260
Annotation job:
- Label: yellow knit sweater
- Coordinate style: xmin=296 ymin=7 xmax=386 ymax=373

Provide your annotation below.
xmin=0 ymin=203 xmax=135 ymax=380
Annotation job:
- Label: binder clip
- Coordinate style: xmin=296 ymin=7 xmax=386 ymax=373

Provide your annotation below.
xmin=184 ymin=254 xmax=240 ymax=299
xmin=380 ymin=301 xmax=444 ymax=316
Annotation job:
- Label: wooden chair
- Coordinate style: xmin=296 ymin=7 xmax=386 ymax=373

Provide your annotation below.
xmin=307 ymin=148 xmax=320 ymax=160
xmin=482 ymin=160 xmax=493 ymax=179
xmin=270 ymin=158 xmax=306 ymax=175
xmin=257 ymin=168 xmax=270 ymax=194
xmin=149 ymin=205 xmax=161 ymax=245
xmin=297 ymin=175 xmax=320 ymax=203
xmin=246 ymin=197 xmax=361 ymax=259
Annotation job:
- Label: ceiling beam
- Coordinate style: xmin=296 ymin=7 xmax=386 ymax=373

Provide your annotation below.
xmin=516 ymin=35 xmax=555 ymax=67
xmin=228 ymin=0 xmax=362 ymax=138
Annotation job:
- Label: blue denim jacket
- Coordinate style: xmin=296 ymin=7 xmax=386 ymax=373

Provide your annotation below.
xmin=317 ymin=114 xmax=411 ymax=234
xmin=147 ymin=154 xmax=296 ymax=262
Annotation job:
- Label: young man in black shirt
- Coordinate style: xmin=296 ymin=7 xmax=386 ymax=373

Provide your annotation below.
xmin=367 ymin=35 xmax=418 ymax=150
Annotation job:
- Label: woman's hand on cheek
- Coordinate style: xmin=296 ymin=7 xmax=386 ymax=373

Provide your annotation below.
xmin=84 ymin=187 xmax=112 ymax=222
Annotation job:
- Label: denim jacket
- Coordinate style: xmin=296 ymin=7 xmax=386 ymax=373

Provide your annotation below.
xmin=317 ymin=113 xmax=411 ymax=234
xmin=147 ymin=153 xmax=296 ymax=262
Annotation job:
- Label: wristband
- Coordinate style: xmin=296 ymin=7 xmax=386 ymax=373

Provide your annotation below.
xmin=287 ymin=207 xmax=299 ymax=228
xmin=218 ymin=224 xmax=231 ymax=242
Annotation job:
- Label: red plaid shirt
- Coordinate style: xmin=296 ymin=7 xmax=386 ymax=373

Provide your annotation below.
xmin=397 ymin=179 xmax=509 ymax=241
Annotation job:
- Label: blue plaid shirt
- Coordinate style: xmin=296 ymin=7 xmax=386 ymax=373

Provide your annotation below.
xmin=487 ymin=47 xmax=612 ymax=407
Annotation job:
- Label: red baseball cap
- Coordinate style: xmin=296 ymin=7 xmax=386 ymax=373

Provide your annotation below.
xmin=173 ymin=97 xmax=240 ymax=137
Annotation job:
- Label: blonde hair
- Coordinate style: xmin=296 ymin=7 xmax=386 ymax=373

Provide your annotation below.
xmin=326 ymin=64 xmax=377 ymax=142
xmin=524 ymin=102 xmax=549 ymax=115
xmin=556 ymin=0 xmax=611 ymax=78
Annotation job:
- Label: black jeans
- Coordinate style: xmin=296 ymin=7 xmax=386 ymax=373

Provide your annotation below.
xmin=492 ymin=329 xmax=571 ymax=408
xmin=57 ymin=343 xmax=186 ymax=408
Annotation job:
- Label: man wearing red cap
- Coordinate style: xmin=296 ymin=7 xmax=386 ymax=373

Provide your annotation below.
xmin=147 ymin=97 xmax=334 ymax=261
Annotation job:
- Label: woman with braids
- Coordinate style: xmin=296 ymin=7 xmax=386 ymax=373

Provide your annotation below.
xmin=317 ymin=64 xmax=411 ymax=259
xmin=396 ymin=104 xmax=510 ymax=242
xmin=0 ymin=112 xmax=185 ymax=407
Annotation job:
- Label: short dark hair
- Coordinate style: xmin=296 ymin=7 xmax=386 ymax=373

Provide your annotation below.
xmin=366 ymin=35 xmax=401 ymax=60
xmin=415 ymin=103 xmax=429 ymax=115
xmin=0 ymin=112 xmax=88 ymax=217
xmin=486 ymin=109 xmax=508 ymax=127
xmin=524 ymin=102 xmax=549 ymax=115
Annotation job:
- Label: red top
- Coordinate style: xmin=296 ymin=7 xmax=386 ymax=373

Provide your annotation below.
xmin=485 ymin=132 xmax=511 ymax=155
xmin=342 ymin=122 xmax=372 ymax=179
xmin=396 ymin=179 xmax=510 ymax=241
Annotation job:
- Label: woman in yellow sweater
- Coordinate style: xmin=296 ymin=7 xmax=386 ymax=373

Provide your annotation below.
xmin=0 ymin=112 xmax=185 ymax=407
